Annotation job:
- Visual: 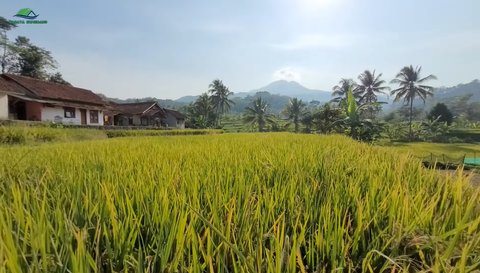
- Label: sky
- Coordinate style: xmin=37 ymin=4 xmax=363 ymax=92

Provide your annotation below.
xmin=1 ymin=0 xmax=480 ymax=99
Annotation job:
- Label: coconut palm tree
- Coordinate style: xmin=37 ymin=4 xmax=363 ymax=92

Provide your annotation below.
xmin=243 ymin=97 xmax=274 ymax=132
xmin=283 ymin=97 xmax=306 ymax=133
xmin=331 ymin=78 xmax=358 ymax=106
xmin=355 ymin=70 xmax=390 ymax=118
xmin=208 ymin=79 xmax=234 ymax=125
xmin=391 ymin=65 xmax=437 ymax=139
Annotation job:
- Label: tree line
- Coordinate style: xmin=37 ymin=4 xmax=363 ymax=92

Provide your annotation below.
xmin=188 ymin=66 xmax=441 ymax=142
xmin=0 ymin=16 xmax=69 ymax=84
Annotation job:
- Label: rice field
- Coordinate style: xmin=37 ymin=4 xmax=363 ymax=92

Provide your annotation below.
xmin=1 ymin=133 xmax=480 ymax=272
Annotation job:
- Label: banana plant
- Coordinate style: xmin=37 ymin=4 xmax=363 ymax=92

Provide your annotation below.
xmin=334 ymin=88 xmax=384 ymax=142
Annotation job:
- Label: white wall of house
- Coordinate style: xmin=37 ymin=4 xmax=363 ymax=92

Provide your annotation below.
xmin=42 ymin=106 xmax=81 ymax=124
xmin=163 ymin=113 xmax=185 ymax=129
xmin=0 ymin=93 xmax=8 ymax=120
xmin=86 ymin=109 xmax=104 ymax=126
xmin=41 ymin=106 xmax=104 ymax=126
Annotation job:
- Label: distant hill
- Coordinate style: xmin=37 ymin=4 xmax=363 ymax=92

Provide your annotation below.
xmin=176 ymin=80 xmax=333 ymax=105
xmin=237 ymin=80 xmax=332 ymax=102
xmin=389 ymin=79 xmax=480 ymax=110
xmin=106 ymin=79 xmax=480 ymax=116
xmin=230 ymin=91 xmax=292 ymax=114
xmin=102 ymin=96 xmax=186 ymax=110
xmin=434 ymin=80 xmax=480 ymax=101
xmin=175 ymin=95 xmax=199 ymax=104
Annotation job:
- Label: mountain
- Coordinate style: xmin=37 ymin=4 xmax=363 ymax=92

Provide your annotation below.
xmin=230 ymin=91 xmax=292 ymax=114
xmin=239 ymin=80 xmax=332 ymax=102
xmin=174 ymin=79 xmax=480 ymax=115
xmin=105 ymin=96 xmax=186 ymax=110
xmin=433 ymin=80 xmax=480 ymax=101
xmin=175 ymin=95 xmax=199 ymax=104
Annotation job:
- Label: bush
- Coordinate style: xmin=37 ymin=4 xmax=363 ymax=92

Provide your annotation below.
xmin=0 ymin=127 xmax=27 ymax=144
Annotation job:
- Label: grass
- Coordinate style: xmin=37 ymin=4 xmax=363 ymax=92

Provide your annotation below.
xmin=1 ymin=133 xmax=480 ymax=272
xmin=384 ymin=142 xmax=480 ymax=163
xmin=0 ymin=126 xmax=107 ymax=145
xmin=0 ymin=125 xmax=223 ymax=145
xmin=104 ymin=129 xmax=223 ymax=138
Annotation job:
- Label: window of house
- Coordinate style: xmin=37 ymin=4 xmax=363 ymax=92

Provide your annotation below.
xmin=128 ymin=117 xmax=133 ymax=125
xmin=90 ymin=110 xmax=99 ymax=124
xmin=64 ymin=107 xmax=76 ymax=118
xmin=141 ymin=117 xmax=148 ymax=126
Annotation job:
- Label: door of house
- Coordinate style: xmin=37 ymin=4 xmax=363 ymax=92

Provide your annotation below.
xmin=80 ymin=109 xmax=87 ymax=125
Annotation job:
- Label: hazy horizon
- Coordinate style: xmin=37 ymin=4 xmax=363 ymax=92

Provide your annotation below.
xmin=2 ymin=0 xmax=480 ymax=100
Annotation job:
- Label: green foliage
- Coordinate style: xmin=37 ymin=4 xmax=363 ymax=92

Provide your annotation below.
xmin=12 ymin=36 xmax=58 ymax=79
xmin=1 ymin=134 xmax=480 ymax=272
xmin=355 ymin=70 xmax=390 ymax=118
xmin=428 ymin=103 xmax=453 ymax=125
xmin=0 ymin=126 xmax=26 ymax=144
xmin=0 ymin=16 xmax=16 ymax=31
xmin=311 ymin=103 xmax=345 ymax=134
xmin=185 ymin=93 xmax=218 ymax=129
xmin=282 ymin=97 xmax=306 ymax=133
xmin=105 ymin=129 xmax=223 ymax=138
xmin=336 ymin=89 xmax=384 ymax=142
xmin=0 ymin=126 xmax=107 ymax=145
xmin=48 ymin=72 xmax=71 ymax=86
xmin=391 ymin=65 xmax=437 ymax=139
xmin=330 ymin=78 xmax=358 ymax=107
xmin=243 ymin=97 xmax=275 ymax=132
xmin=208 ymin=79 xmax=234 ymax=122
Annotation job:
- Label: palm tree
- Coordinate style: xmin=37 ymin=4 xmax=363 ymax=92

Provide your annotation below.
xmin=283 ymin=97 xmax=306 ymax=133
xmin=208 ymin=79 xmax=234 ymax=125
xmin=391 ymin=65 xmax=437 ymax=139
xmin=243 ymin=97 xmax=274 ymax=132
xmin=355 ymin=70 xmax=390 ymax=118
xmin=331 ymin=79 xmax=357 ymax=107
xmin=195 ymin=93 xmax=214 ymax=118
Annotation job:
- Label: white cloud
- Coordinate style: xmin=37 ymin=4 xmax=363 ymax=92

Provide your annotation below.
xmin=271 ymin=34 xmax=353 ymax=50
xmin=273 ymin=67 xmax=302 ymax=82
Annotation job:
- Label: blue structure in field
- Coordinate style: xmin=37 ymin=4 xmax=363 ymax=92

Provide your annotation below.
xmin=464 ymin=157 xmax=480 ymax=166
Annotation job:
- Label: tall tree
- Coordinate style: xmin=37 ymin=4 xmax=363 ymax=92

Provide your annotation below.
xmin=208 ymin=79 xmax=234 ymax=125
xmin=427 ymin=103 xmax=453 ymax=125
xmin=390 ymin=65 xmax=437 ymax=139
xmin=49 ymin=72 xmax=71 ymax=86
xmin=355 ymin=70 xmax=390 ymax=118
xmin=313 ymin=103 xmax=345 ymax=134
xmin=0 ymin=16 xmax=16 ymax=74
xmin=243 ymin=97 xmax=274 ymax=132
xmin=13 ymin=36 xmax=57 ymax=79
xmin=185 ymin=93 xmax=217 ymax=128
xmin=331 ymin=78 xmax=358 ymax=106
xmin=283 ymin=97 xmax=306 ymax=133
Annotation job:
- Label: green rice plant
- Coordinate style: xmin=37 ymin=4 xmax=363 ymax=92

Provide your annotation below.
xmin=104 ymin=129 xmax=223 ymax=138
xmin=0 ymin=126 xmax=27 ymax=144
xmin=0 ymin=133 xmax=479 ymax=272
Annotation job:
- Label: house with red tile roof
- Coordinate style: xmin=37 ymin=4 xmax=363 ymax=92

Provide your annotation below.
xmin=107 ymin=101 xmax=165 ymax=126
xmin=106 ymin=101 xmax=186 ymax=128
xmin=0 ymin=74 xmax=187 ymax=128
xmin=0 ymin=74 xmax=107 ymax=125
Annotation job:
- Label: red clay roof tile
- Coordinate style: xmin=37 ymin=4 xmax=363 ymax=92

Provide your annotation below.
xmin=2 ymin=74 xmax=106 ymax=105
